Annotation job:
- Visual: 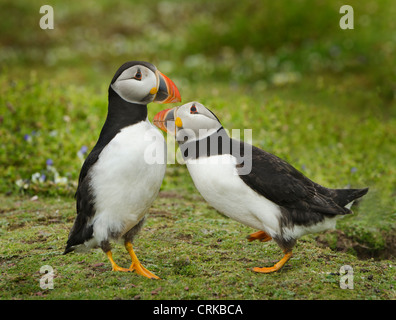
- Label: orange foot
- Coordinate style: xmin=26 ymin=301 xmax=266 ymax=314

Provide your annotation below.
xmin=125 ymin=242 xmax=160 ymax=279
xmin=247 ymin=230 xmax=272 ymax=242
xmin=252 ymin=251 xmax=293 ymax=274
xmin=105 ymin=251 xmax=131 ymax=272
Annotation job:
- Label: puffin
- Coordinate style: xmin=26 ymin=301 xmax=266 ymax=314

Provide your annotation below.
xmin=153 ymin=102 xmax=368 ymax=273
xmin=64 ymin=61 xmax=181 ymax=279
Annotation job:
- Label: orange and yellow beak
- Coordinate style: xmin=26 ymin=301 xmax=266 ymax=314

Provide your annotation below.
xmin=153 ymin=108 xmax=176 ymax=134
xmin=153 ymin=71 xmax=181 ymax=104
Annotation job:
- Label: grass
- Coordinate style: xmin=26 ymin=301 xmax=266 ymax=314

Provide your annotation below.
xmin=1 ymin=193 xmax=395 ymax=300
xmin=1 ymin=0 xmax=395 ymax=300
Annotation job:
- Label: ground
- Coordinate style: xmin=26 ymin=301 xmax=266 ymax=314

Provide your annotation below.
xmin=0 ymin=192 xmax=394 ymax=300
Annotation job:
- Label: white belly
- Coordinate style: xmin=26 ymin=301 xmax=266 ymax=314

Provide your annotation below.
xmin=186 ymin=155 xmax=283 ymax=236
xmin=89 ymin=120 xmax=166 ymax=243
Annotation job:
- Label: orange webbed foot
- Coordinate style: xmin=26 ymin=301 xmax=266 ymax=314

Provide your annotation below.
xmin=247 ymin=230 xmax=272 ymax=243
xmin=252 ymin=251 xmax=293 ymax=274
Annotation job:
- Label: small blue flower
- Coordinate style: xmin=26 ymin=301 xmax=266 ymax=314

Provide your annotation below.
xmin=46 ymin=158 xmax=54 ymax=166
xmin=351 ymin=167 xmax=358 ymax=173
xmin=24 ymin=134 xmax=32 ymax=142
xmin=77 ymin=145 xmax=89 ymax=161
xmin=80 ymin=145 xmax=88 ymax=154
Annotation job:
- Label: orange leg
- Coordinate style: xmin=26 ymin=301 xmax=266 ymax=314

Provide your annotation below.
xmin=125 ymin=242 xmax=160 ymax=279
xmin=252 ymin=250 xmax=293 ymax=274
xmin=105 ymin=251 xmax=130 ymax=272
xmin=247 ymin=230 xmax=272 ymax=242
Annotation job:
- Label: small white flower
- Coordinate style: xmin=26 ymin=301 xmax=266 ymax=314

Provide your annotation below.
xmin=31 ymin=172 xmax=41 ymax=184
xmin=16 ymin=179 xmax=24 ymax=187
xmin=54 ymin=175 xmax=68 ymax=185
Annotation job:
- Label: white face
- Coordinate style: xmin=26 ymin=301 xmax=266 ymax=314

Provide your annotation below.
xmin=174 ymin=102 xmax=222 ymax=143
xmin=110 ymin=65 xmax=158 ymax=104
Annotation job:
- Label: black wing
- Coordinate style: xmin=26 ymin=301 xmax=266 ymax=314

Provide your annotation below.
xmin=63 ymin=148 xmax=102 ymax=254
xmin=237 ymin=142 xmax=351 ymax=221
xmin=64 ymin=110 xmax=127 ymax=253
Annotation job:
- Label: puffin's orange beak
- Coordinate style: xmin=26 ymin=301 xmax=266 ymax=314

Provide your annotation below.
xmin=154 ymin=72 xmax=181 ymax=104
xmin=153 ymin=108 xmax=176 ymax=134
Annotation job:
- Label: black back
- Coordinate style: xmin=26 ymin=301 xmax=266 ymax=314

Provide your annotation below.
xmin=179 ymin=128 xmax=368 ymax=229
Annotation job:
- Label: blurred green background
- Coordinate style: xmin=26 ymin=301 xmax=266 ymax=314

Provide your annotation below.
xmin=1 ymin=0 xmax=395 ymax=257
xmin=1 ymin=0 xmax=396 ymax=95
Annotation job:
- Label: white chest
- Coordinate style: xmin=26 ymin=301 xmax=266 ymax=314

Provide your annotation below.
xmin=89 ymin=120 xmax=166 ymax=239
xmin=186 ymin=155 xmax=282 ymax=235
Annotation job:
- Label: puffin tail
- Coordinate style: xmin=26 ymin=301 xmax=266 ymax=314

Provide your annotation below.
xmin=333 ymin=187 xmax=369 ymax=208
xmin=63 ymin=222 xmax=94 ymax=255
xmin=63 ymin=244 xmax=75 ymax=255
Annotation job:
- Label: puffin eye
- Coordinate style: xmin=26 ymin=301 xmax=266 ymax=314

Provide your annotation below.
xmin=190 ymin=105 xmax=198 ymax=114
xmin=133 ymin=69 xmax=142 ymax=80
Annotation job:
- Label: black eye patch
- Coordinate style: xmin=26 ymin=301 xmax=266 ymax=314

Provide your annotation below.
xmin=190 ymin=105 xmax=198 ymax=114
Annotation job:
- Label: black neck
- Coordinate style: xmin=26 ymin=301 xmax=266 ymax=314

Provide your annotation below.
xmin=179 ymin=127 xmax=246 ymax=162
xmin=94 ymin=87 xmax=148 ymax=150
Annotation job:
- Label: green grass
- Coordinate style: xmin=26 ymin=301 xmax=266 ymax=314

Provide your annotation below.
xmin=1 ymin=0 xmax=395 ymax=300
xmin=1 ymin=193 xmax=395 ymax=300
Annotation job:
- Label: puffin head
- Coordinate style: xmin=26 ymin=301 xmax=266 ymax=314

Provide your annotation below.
xmin=110 ymin=61 xmax=181 ymax=105
xmin=153 ymin=101 xmax=222 ymax=143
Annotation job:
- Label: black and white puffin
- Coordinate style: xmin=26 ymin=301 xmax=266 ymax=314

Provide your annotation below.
xmin=153 ymin=102 xmax=368 ymax=273
xmin=64 ymin=61 xmax=181 ymax=279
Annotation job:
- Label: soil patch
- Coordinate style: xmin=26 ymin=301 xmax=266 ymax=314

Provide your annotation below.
xmin=316 ymin=229 xmax=396 ymax=260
